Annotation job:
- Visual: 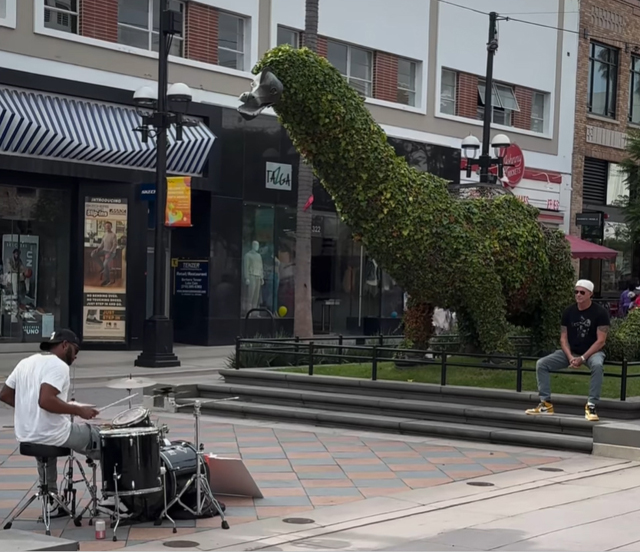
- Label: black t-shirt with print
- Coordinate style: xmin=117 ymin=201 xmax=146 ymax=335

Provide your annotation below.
xmin=561 ymin=302 xmax=610 ymax=355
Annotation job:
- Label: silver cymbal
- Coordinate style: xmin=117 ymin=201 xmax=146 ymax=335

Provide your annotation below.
xmin=106 ymin=376 xmax=157 ymax=390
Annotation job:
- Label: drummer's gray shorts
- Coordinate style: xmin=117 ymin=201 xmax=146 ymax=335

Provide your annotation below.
xmin=63 ymin=422 xmax=101 ymax=460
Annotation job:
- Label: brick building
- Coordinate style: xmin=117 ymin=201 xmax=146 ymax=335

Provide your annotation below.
xmin=572 ymin=0 xmax=640 ymax=299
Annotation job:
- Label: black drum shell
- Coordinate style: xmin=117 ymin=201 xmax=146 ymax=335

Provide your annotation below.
xmin=100 ymin=427 xmax=162 ymax=496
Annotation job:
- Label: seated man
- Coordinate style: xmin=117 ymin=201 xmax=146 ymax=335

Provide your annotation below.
xmin=0 ymin=329 xmax=100 ymax=506
xmin=526 ymin=279 xmax=609 ymax=422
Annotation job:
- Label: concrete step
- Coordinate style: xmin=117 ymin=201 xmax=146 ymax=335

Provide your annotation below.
xmin=0 ymin=529 xmax=77 ymax=550
xmin=196 ymin=382 xmax=594 ymax=437
xmin=179 ymin=398 xmax=592 ymax=453
xmin=219 ymin=369 xmax=640 ymax=420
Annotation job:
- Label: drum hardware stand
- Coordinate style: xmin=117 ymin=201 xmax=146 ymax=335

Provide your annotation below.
xmin=59 ymin=368 xmax=94 ymax=526
xmin=110 ymin=465 xmax=133 ymax=542
xmin=156 ymin=400 xmax=230 ymax=530
xmin=74 ymin=458 xmax=112 ymax=526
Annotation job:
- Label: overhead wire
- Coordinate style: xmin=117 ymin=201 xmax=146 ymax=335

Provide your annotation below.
xmin=435 ymin=0 xmax=640 ymax=53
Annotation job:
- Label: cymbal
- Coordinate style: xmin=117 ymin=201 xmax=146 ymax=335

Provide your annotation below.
xmin=106 ymin=376 xmax=157 ymax=390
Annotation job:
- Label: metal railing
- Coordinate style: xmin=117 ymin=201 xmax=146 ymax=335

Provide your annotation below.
xmin=233 ymin=335 xmax=640 ymax=401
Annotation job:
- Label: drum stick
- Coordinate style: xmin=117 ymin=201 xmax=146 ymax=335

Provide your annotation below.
xmin=99 ymin=394 xmax=139 ymax=412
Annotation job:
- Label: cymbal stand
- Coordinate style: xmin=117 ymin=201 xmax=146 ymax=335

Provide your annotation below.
xmin=156 ymin=400 xmax=229 ymax=530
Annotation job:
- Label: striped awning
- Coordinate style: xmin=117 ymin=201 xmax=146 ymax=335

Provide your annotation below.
xmin=0 ymin=87 xmax=216 ymax=176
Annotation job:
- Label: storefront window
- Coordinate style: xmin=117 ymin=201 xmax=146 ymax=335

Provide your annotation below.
xmin=602 ymin=221 xmax=632 ymax=293
xmin=0 ymin=185 xmax=70 ymax=342
xmin=241 ymin=203 xmax=295 ymax=318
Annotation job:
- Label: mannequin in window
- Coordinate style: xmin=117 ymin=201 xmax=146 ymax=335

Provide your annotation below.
xmin=244 ymin=241 xmax=264 ymax=311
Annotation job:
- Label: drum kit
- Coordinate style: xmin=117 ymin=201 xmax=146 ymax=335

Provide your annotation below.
xmin=63 ymin=375 xmax=233 ymax=542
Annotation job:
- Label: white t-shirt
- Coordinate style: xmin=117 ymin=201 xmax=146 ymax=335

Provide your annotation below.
xmin=6 ymin=353 xmax=71 ymax=446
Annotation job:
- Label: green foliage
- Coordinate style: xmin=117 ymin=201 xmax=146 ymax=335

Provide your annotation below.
xmin=604 ymin=310 xmax=640 ymax=361
xmin=255 ymin=46 xmax=575 ymax=354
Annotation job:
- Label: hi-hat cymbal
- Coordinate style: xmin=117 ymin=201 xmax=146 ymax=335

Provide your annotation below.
xmin=106 ymin=376 xmax=157 ymax=390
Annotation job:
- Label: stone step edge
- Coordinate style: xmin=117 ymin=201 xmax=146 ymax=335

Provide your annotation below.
xmin=196 ymin=382 xmax=594 ymax=434
xmin=220 ymin=369 xmax=638 ymax=413
xmin=179 ymin=399 xmax=592 ymax=453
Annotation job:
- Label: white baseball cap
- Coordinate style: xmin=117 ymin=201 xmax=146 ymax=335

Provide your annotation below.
xmin=575 ymin=279 xmax=594 ymax=292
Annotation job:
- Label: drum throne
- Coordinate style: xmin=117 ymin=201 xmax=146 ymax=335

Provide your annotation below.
xmin=3 ymin=443 xmax=79 ymax=535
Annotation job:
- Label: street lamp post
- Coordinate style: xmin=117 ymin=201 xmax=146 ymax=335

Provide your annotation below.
xmin=134 ymin=0 xmax=192 ymax=368
xmin=460 ymin=11 xmax=512 ymax=190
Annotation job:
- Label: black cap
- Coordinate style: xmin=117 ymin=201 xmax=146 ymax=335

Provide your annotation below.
xmin=40 ymin=329 xmax=81 ymax=351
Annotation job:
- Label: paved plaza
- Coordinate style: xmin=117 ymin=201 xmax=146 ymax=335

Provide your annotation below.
xmin=0 ymin=410 xmax=572 ymax=550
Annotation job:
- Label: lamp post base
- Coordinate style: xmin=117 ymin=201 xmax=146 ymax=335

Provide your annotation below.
xmin=135 ymin=316 xmax=181 ymax=368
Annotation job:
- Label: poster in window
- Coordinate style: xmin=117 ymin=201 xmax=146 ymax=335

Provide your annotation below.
xmin=1 ymin=235 xmax=41 ymax=336
xmin=82 ymin=197 xmax=128 ymax=342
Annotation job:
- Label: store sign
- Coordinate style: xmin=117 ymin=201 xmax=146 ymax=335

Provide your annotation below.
xmin=82 ymin=197 xmax=128 ymax=343
xmin=266 ymin=162 xmax=292 ymax=191
xmin=491 ymin=144 xmax=525 ymax=188
xmin=165 ymin=176 xmax=192 ymax=227
xmin=576 ymin=212 xmax=603 ymax=226
xmin=174 ymin=259 xmax=209 ymax=297
xmin=138 ymin=183 xmax=155 ymax=200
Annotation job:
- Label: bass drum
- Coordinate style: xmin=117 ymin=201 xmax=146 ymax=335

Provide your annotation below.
xmin=138 ymin=441 xmax=213 ymax=521
xmin=161 ymin=441 xmax=211 ymax=508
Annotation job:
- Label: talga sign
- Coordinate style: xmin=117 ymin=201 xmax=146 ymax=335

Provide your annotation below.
xmin=491 ymin=143 xmax=525 ymax=188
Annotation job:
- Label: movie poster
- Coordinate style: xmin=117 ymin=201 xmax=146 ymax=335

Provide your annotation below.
xmin=82 ymin=197 xmax=128 ymax=342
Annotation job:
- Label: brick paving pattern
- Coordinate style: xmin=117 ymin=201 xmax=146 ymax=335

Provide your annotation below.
xmin=0 ymin=419 xmax=562 ymax=549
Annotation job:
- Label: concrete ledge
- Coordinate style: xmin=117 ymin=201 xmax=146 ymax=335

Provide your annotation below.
xmin=0 ymin=529 xmax=78 ymax=550
xmin=220 ymin=369 xmax=640 ymax=419
xmin=593 ymin=443 xmax=640 ymax=461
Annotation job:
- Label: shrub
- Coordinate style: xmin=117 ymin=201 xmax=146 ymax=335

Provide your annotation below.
xmin=604 ymin=310 xmax=640 ymax=361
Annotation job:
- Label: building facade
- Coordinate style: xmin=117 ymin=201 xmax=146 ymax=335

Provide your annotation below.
xmin=571 ymin=0 xmax=640 ymax=302
xmin=0 ymin=0 xmax=578 ymax=349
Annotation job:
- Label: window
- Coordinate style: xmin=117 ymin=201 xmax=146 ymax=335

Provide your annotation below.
xmin=607 ymin=162 xmax=629 ymax=206
xmin=218 ymin=12 xmax=246 ymax=70
xmin=277 ymin=26 xmax=299 ymax=48
xmin=630 ymin=57 xmax=640 ymax=124
xmin=588 ymin=42 xmax=618 ymax=118
xmin=117 ymin=0 xmax=184 ymax=56
xmin=44 ymin=0 xmax=78 ymax=34
xmin=531 ymin=92 xmax=546 ymax=133
xmin=397 ymin=58 xmax=417 ymax=107
xmin=440 ymin=69 xmax=456 ymax=115
xmin=477 ymin=80 xmax=519 ymax=126
xmin=327 ymin=40 xmax=373 ymax=97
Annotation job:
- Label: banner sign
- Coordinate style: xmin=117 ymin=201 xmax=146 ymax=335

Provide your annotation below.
xmin=266 ymin=162 xmax=292 ymax=191
xmin=82 ymin=197 xmax=128 ymax=342
xmin=166 ymin=176 xmax=192 ymax=227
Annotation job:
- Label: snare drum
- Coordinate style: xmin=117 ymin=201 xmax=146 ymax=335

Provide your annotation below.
xmin=100 ymin=427 xmax=162 ymax=497
xmin=111 ymin=406 xmax=151 ymax=429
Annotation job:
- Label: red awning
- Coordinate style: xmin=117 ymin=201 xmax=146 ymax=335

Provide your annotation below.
xmin=565 ymin=235 xmax=618 ymax=260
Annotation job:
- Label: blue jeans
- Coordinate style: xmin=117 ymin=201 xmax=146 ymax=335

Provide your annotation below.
xmin=536 ymin=349 xmax=605 ymax=405
xmin=91 ymin=250 xmax=113 ymax=284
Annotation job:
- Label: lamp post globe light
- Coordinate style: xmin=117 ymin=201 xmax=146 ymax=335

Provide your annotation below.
xmin=133 ymin=0 xmax=193 ymax=368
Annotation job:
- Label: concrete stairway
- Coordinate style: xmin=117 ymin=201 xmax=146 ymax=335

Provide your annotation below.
xmin=168 ymin=369 xmax=640 ymax=454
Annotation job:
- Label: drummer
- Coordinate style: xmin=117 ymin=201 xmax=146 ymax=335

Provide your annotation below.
xmin=0 ymin=329 xmax=100 ymax=498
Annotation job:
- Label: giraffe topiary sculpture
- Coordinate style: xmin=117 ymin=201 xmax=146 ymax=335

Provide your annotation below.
xmin=238 ymin=46 xmax=575 ymax=354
